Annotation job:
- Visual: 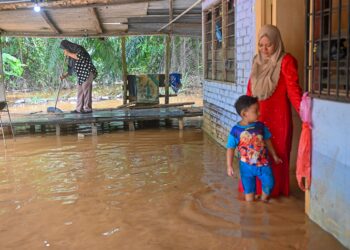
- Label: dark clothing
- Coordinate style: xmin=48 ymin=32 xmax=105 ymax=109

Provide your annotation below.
xmin=60 ymin=39 xmax=81 ymax=52
xmin=73 ymin=51 xmax=97 ymax=84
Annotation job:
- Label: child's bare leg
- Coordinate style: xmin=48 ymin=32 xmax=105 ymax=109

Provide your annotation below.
xmin=261 ymin=192 xmax=269 ymax=202
xmin=245 ymin=193 xmax=254 ymax=202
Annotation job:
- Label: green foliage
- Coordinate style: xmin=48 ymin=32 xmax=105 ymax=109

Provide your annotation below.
xmin=2 ymin=53 xmax=25 ymax=77
xmin=126 ymin=36 xmax=165 ymax=74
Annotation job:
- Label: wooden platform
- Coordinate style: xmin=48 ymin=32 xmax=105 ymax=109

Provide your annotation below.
xmin=0 ymin=106 xmax=203 ymax=136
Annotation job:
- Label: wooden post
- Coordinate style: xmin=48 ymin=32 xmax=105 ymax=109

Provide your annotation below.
xmin=91 ymin=123 xmax=97 ymax=135
xmin=164 ymin=34 xmax=171 ymax=104
xmin=101 ymin=122 xmax=105 ymax=133
xmin=55 ymin=124 xmax=61 ymax=136
xmin=41 ymin=124 xmax=46 ymax=133
xmin=178 ymin=117 xmax=184 ymax=130
xmin=0 ymin=125 xmax=5 ymax=147
xmin=121 ymin=37 xmax=128 ymax=105
xmin=305 ymin=0 xmax=312 ymax=216
xmin=29 ymin=125 xmax=35 ymax=134
xmin=128 ymin=121 xmax=135 ymax=131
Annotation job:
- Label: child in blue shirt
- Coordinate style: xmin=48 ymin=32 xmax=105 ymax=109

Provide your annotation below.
xmin=226 ymin=95 xmax=282 ymax=202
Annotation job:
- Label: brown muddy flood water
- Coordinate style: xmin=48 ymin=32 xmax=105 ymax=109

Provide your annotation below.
xmin=0 ymin=129 xmax=345 ymax=250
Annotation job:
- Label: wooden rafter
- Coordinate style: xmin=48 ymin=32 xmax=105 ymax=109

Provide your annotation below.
xmin=158 ymin=0 xmax=202 ymax=31
xmin=0 ymin=0 xmax=160 ymax=10
xmin=0 ymin=30 xmax=165 ymax=38
xmin=41 ymin=10 xmax=61 ymax=34
xmin=0 ymin=0 xmax=202 ymax=38
xmin=89 ymin=7 xmax=103 ymax=34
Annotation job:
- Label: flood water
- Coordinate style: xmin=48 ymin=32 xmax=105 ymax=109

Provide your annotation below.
xmin=0 ymin=128 xmax=345 ymax=250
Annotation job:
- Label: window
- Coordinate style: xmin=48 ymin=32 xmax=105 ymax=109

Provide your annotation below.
xmin=203 ymin=0 xmax=235 ymax=83
xmin=305 ymin=0 xmax=350 ymax=102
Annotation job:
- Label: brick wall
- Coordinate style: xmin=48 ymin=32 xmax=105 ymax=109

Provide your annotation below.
xmin=202 ymin=0 xmax=256 ymax=146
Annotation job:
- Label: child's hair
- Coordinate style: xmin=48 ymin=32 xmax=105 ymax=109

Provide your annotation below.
xmin=234 ymin=95 xmax=258 ymax=116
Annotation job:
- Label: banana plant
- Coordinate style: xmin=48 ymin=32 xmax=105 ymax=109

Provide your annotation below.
xmin=2 ymin=52 xmax=25 ymax=78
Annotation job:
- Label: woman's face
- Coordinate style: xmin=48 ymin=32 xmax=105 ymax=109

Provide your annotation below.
xmin=258 ymin=36 xmax=275 ymax=59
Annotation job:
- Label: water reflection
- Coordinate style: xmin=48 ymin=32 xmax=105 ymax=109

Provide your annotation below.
xmin=0 ymin=129 xmax=346 ymax=250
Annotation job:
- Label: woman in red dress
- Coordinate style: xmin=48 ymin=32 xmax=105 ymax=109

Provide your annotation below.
xmin=242 ymin=25 xmax=302 ymax=197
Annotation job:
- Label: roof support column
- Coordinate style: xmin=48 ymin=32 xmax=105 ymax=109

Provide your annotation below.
xmin=121 ymin=36 xmax=128 ymax=105
xmin=164 ymin=34 xmax=171 ymax=104
xmin=164 ymin=0 xmax=173 ymax=105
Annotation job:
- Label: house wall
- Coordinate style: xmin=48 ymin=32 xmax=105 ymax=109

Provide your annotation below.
xmin=310 ymin=99 xmax=350 ymax=248
xmin=202 ymin=0 xmax=256 ymax=147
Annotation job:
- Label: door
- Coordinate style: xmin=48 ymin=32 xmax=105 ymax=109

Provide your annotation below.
xmin=255 ymin=0 xmax=308 ymax=214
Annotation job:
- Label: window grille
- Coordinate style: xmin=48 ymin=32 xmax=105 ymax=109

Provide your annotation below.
xmin=305 ymin=0 xmax=350 ymax=102
xmin=203 ymin=0 xmax=235 ymax=83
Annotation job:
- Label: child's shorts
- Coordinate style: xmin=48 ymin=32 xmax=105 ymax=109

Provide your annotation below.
xmin=239 ymin=162 xmax=274 ymax=195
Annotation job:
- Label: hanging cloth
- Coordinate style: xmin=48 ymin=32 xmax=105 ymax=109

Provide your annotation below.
xmin=296 ymin=92 xmax=312 ymax=191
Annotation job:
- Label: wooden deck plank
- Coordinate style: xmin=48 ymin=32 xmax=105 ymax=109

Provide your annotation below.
xmin=1 ymin=107 xmax=203 ymax=132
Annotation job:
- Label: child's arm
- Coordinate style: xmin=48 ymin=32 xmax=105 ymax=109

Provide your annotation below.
xmin=265 ymin=139 xmax=283 ymax=164
xmin=226 ymin=148 xmax=235 ymax=176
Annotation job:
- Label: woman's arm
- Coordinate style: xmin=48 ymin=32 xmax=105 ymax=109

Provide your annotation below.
xmin=64 ymin=50 xmax=79 ymax=60
xmin=282 ymin=54 xmax=302 ymax=113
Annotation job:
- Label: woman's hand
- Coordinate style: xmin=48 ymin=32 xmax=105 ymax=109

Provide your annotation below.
xmin=60 ymin=73 xmax=68 ymax=81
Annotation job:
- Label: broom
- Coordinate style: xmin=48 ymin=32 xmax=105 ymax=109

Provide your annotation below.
xmin=47 ymin=56 xmax=67 ymax=113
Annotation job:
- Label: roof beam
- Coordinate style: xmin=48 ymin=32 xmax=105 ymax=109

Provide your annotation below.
xmin=41 ymin=10 xmax=61 ymax=34
xmin=0 ymin=30 xmax=165 ymax=38
xmin=0 ymin=0 xmax=161 ymax=11
xmin=158 ymin=0 xmax=202 ymax=32
xmin=89 ymin=7 xmax=103 ymax=34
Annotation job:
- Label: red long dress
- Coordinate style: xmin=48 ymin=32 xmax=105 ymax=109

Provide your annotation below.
xmin=242 ymin=53 xmax=302 ymax=197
